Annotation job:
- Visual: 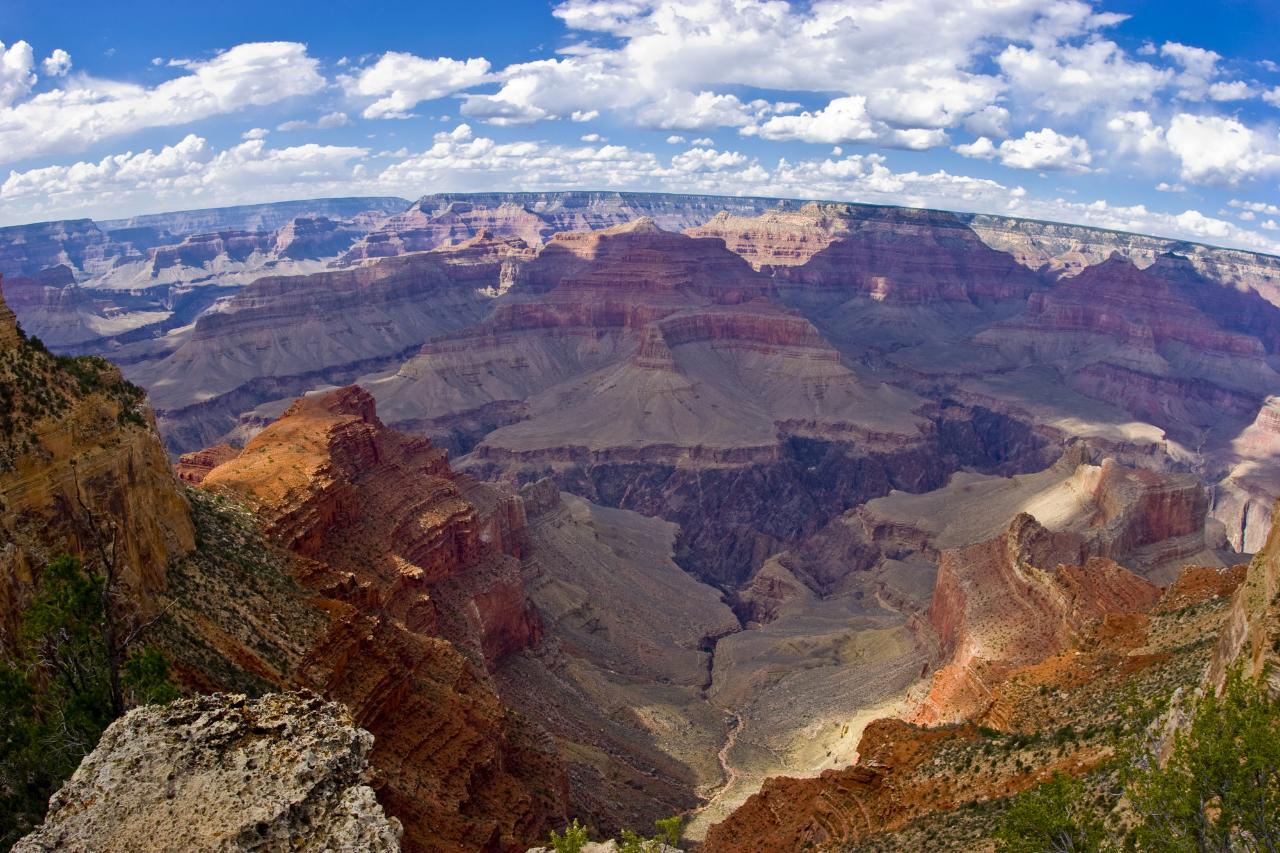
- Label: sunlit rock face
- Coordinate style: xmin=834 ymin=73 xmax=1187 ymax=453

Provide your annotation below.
xmin=0 ymin=282 xmax=195 ymax=638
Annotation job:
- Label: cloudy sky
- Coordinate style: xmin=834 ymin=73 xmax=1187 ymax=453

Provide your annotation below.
xmin=3 ymin=0 xmax=1280 ymax=253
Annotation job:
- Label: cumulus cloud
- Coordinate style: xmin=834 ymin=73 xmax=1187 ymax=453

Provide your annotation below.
xmin=1161 ymin=41 xmax=1222 ymax=99
xmin=671 ymin=146 xmax=746 ymax=172
xmin=0 ymin=133 xmax=368 ymax=220
xmin=0 ymin=41 xmax=325 ymax=164
xmin=451 ymin=0 xmax=1137 ymax=150
xmin=1165 ymin=114 xmax=1280 ymax=184
xmin=347 ymin=53 xmax=491 ymax=119
xmin=460 ymin=56 xmax=628 ymax=125
xmin=963 ymin=105 xmax=1011 ymax=139
xmin=637 ymin=90 xmax=777 ymax=130
xmin=1206 ymin=80 xmax=1253 ymax=101
xmin=41 ymin=48 xmax=71 ymax=77
xmin=956 ymin=127 xmax=1091 ymax=172
xmin=998 ymin=39 xmax=1170 ymax=115
xmin=277 ymin=111 xmax=350 ymax=131
xmin=1106 ymin=110 xmax=1165 ymax=155
xmin=750 ymin=96 xmax=948 ymax=149
xmin=1230 ymin=199 xmax=1280 ymax=216
xmin=0 ymin=40 xmax=36 ymax=106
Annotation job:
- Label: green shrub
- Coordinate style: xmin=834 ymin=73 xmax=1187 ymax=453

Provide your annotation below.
xmin=1126 ymin=667 xmax=1280 ymax=851
xmin=0 ymin=555 xmax=180 ymax=849
xmin=995 ymin=772 xmax=1103 ymax=853
xmin=654 ymin=815 xmax=683 ymax=846
xmin=549 ymin=818 xmax=590 ymax=853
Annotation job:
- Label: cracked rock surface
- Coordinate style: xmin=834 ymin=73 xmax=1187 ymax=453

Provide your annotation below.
xmin=14 ymin=691 xmax=401 ymax=853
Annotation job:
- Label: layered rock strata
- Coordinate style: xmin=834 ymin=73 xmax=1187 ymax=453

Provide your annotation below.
xmin=0 ymin=283 xmax=194 ymax=637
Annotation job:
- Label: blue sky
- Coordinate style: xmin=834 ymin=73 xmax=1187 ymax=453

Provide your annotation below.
xmin=2 ymin=0 xmax=1279 ymax=253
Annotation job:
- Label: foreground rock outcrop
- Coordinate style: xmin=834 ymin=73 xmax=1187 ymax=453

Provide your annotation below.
xmin=13 ymin=691 xmax=402 ymax=853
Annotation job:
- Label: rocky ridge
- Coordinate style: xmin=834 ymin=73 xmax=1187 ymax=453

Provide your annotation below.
xmin=0 ymin=281 xmax=194 ymax=636
xmin=12 ymin=691 xmax=402 ymax=853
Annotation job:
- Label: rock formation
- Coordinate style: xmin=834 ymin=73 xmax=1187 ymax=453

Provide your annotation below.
xmin=12 ymin=691 xmax=402 ymax=853
xmin=338 ymin=191 xmax=783 ymax=264
xmin=0 ymin=281 xmax=194 ymax=637
xmin=201 ymin=386 xmax=539 ymax=663
xmin=975 ymin=255 xmax=1280 ymax=439
xmin=175 ymin=443 xmax=242 ymax=483
xmin=0 ymin=198 xmax=409 ymax=355
xmin=1208 ymin=499 xmax=1280 ymax=696
xmin=131 ymin=248 xmax=499 ymax=450
xmin=187 ymin=387 xmax=569 ymax=851
xmin=701 ymin=554 xmax=1249 ymax=853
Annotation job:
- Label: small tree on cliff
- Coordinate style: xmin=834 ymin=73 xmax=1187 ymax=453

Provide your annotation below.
xmin=0 ymin=555 xmax=178 ymax=848
xmin=1126 ymin=666 xmax=1280 ymax=852
xmin=995 ymin=772 xmax=1104 ymax=853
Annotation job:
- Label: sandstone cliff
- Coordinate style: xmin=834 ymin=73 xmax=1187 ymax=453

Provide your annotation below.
xmin=0 ymin=281 xmax=194 ymax=638
xmin=132 ymin=248 xmax=498 ymax=451
xmin=186 ymin=387 xmax=568 ymax=851
xmin=702 ymin=556 xmax=1248 ymax=852
xmin=1207 ymin=499 xmax=1280 ymax=696
xmin=12 ymin=691 xmax=402 ymax=853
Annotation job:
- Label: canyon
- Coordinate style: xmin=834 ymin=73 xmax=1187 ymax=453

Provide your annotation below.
xmin=2 ymin=191 xmax=1279 ymax=852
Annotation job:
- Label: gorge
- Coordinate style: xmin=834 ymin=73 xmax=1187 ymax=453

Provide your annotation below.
xmin=1 ymin=191 xmax=1277 ymax=852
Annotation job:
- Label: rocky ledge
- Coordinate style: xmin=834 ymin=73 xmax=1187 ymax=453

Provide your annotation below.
xmin=13 ymin=691 xmax=402 ymax=853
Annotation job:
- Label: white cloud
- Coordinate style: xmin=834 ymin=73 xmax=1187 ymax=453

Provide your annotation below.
xmin=41 ymin=48 xmax=71 ymax=77
xmin=1106 ymin=110 xmax=1165 ymax=155
xmin=1165 ymin=114 xmax=1280 ymax=184
xmin=1207 ymin=80 xmax=1253 ymax=101
xmin=865 ymin=76 xmax=1001 ymax=129
xmin=1229 ymin=199 xmax=1280 ymax=216
xmin=0 ymin=133 xmax=368 ymax=221
xmin=348 ymin=53 xmax=491 ymax=119
xmin=637 ymin=89 xmax=775 ymax=129
xmin=1161 ymin=42 xmax=1220 ymax=79
xmin=963 ymin=105 xmax=1010 ymax=139
xmin=0 ymin=40 xmax=36 ymax=107
xmin=1161 ymin=41 xmax=1223 ymax=99
xmin=277 ymin=111 xmax=350 ymax=131
xmin=580 ymin=132 xmax=603 ymax=142
xmin=241 ymin=127 xmax=269 ymax=140
xmin=957 ymin=127 xmax=1091 ymax=172
xmin=571 ymin=109 xmax=599 ymax=122
xmin=750 ymin=96 xmax=947 ymax=149
xmin=0 ymin=42 xmax=325 ymax=165
xmin=955 ymin=136 xmax=998 ymax=159
xmin=1264 ymin=86 xmax=1280 ymax=108
xmin=691 ymin=136 xmax=713 ymax=146
xmin=998 ymin=38 xmax=1171 ymax=115
xmin=447 ymin=0 xmax=1149 ymax=155
xmin=316 ymin=111 xmax=349 ymax=129
xmin=461 ymin=56 xmax=628 ymax=125
xmin=670 ymin=146 xmax=747 ymax=172
xmin=1173 ymin=208 xmax=1231 ymax=239
xmin=665 ymin=134 xmax=685 ymax=144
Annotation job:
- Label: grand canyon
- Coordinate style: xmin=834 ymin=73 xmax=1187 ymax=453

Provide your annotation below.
xmin=1 ymin=188 xmax=1277 ymax=851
